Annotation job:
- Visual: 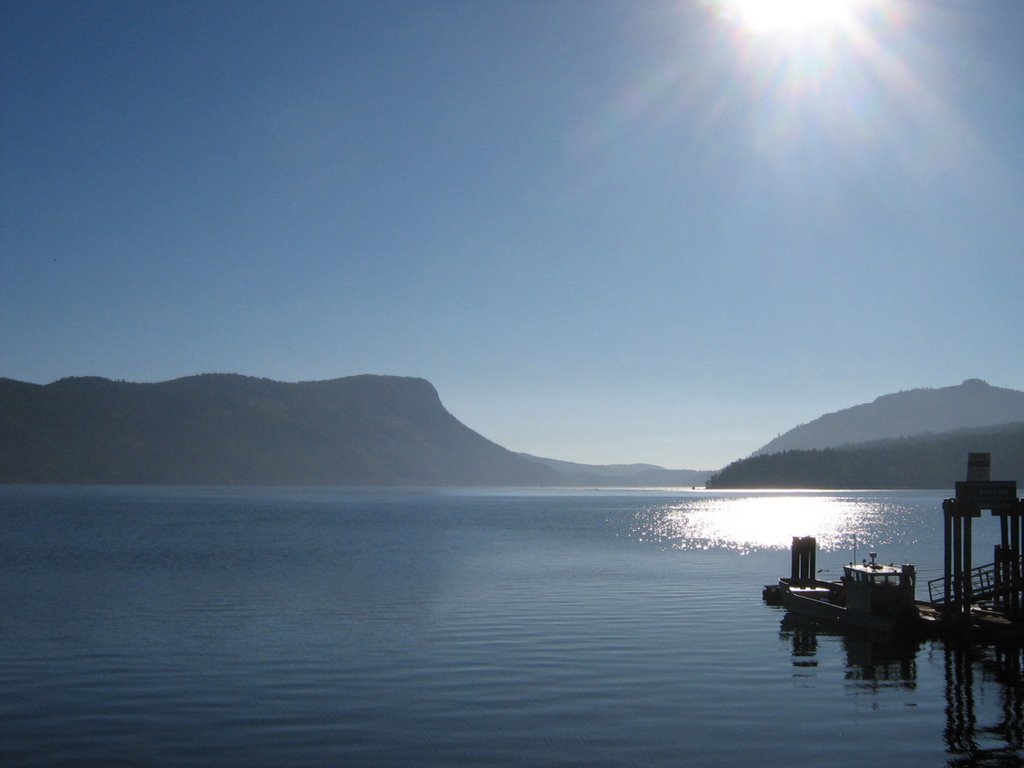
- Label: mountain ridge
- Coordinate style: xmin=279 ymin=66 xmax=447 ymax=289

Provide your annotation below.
xmin=4 ymin=373 xmax=1021 ymax=488
xmin=0 ymin=374 xmax=558 ymax=485
xmin=752 ymin=379 xmax=1024 ymax=457
xmin=0 ymin=374 xmax=708 ymax=486
xmin=713 ymin=379 xmax=1024 ymax=488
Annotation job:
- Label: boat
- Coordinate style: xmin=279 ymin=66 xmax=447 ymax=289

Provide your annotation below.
xmin=764 ymin=536 xmax=939 ymax=635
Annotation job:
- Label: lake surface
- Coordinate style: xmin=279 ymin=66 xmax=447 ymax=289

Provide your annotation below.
xmin=2 ymin=486 xmax=1022 ymax=767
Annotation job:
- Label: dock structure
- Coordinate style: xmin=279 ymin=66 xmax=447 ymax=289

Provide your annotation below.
xmin=930 ymin=453 xmax=1024 ymax=635
xmin=764 ymin=454 xmax=1024 ymax=641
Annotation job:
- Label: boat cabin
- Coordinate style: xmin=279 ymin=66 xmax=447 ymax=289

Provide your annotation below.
xmin=842 ymin=553 xmax=917 ymax=617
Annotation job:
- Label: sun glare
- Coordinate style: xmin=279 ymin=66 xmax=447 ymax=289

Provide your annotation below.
xmin=636 ymin=495 xmax=865 ymax=554
xmin=725 ymin=0 xmax=856 ymax=33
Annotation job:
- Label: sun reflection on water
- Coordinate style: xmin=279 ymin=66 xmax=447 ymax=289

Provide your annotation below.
xmin=634 ymin=493 xmax=910 ymax=555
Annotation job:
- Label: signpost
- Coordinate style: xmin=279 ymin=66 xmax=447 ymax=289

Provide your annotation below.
xmin=955 ymin=480 xmax=1019 ymax=511
xmin=966 ymin=452 xmax=991 ymax=482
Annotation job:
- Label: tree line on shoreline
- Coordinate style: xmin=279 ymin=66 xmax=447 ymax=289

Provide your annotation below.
xmin=707 ymin=422 xmax=1024 ymax=489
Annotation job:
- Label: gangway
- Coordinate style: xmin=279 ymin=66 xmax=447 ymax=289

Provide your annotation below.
xmin=928 ymin=556 xmax=1024 ymax=606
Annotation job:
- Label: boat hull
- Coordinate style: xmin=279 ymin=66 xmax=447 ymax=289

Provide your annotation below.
xmin=783 ymin=589 xmax=903 ymax=634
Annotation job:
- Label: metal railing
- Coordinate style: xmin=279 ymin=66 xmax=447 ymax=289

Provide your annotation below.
xmin=927 ymin=557 xmax=1024 ymax=605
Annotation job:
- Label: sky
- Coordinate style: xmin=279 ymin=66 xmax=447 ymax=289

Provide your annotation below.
xmin=2 ymin=0 xmax=1023 ymax=470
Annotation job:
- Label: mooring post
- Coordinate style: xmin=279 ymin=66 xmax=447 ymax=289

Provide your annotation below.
xmin=790 ymin=536 xmax=816 ymax=584
xmin=943 ymin=499 xmax=954 ymax=612
xmin=1011 ymin=509 xmax=1022 ymax=619
xmin=1000 ymin=515 xmax=1011 ymax=613
xmin=995 ymin=544 xmax=1007 ymax=612
xmin=952 ymin=501 xmax=964 ymax=613
xmin=963 ymin=509 xmax=973 ymax=610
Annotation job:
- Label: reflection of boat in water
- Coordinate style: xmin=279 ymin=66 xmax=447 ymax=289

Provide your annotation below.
xmin=780 ymin=613 xmax=919 ymax=690
xmin=764 ymin=536 xmax=941 ymax=635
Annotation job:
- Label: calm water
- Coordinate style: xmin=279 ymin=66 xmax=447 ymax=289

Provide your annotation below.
xmin=2 ymin=486 xmax=1022 ymax=767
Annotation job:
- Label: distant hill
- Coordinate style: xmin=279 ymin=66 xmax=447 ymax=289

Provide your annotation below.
xmin=0 ymin=374 xmax=564 ymax=485
xmin=708 ymin=422 xmax=1024 ymax=489
xmin=753 ymin=379 xmax=1024 ymax=457
xmin=519 ymin=454 xmax=711 ymax=487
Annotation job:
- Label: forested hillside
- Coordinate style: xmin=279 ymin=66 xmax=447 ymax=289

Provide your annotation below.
xmin=708 ymin=423 xmax=1024 ymax=489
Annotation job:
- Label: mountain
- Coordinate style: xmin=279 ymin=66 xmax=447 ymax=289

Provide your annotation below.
xmin=753 ymin=379 xmax=1024 ymax=457
xmin=708 ymin=422 xmax=1024 ymax=489
xmin=0 ymin=374 xmax=563 ymax=486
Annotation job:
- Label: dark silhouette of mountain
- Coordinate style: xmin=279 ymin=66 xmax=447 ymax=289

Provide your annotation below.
xmin=0 ymin=374 xmax=564 ymax=485
xmin=707 ymin=422 xmax=1024 ymax=489
xmin=518 ymin=454 xmax=712 ymax=487
xmin=753 ymin=379 xmax=1024 ymax=457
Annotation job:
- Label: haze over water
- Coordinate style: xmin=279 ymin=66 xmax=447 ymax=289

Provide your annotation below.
xmin=3 ymin=486 xmax=1021 ymax=767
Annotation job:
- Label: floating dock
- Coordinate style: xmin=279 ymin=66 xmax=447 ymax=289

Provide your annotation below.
xmin=765 ymin=453 xmax=1024 ymax=642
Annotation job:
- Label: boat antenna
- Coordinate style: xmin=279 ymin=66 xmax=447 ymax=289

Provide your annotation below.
xmin=852 ymin=533 xmax=857 ymax=565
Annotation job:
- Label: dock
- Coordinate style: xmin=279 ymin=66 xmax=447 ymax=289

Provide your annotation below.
xmin=765 ymin=453 xmax=1024 ymax=642
xmin=928 ymin=454 xmax=1024 ymax=639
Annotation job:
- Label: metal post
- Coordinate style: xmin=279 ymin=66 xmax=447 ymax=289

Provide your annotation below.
xmin=953 ymin=503 xmax=964 ymax=613
xmin=1000 ymin=514 xmax=1011 ymax=614
xmin=1012 ymin=513 xmax=1022 ymax=619
xmin=963 ymin=512 xmax=973 ymax=611
xmin=943 ymin=499 xmax=954 ymax=611
xmin=995 ymin=544 xmax=1006 ymax=612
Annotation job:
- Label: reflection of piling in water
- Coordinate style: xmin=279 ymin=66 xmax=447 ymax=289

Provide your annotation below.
xmin=943 ymin=643 xmax=1024 ymax=764
xmin=787 ymin=619 xmax=818 ymax=668
xmin=778 ymin=616 xmax=1024 ymax=760
xmin=944 ymin=645 xmax=978 ymax=757
xmin=990 ymin=645 xmax=1024 ymax=755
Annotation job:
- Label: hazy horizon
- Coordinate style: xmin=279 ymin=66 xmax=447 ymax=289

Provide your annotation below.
xmin=3 ymin=1 xmax=1022 ymax=469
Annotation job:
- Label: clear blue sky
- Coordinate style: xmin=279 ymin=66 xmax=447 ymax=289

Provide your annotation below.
xmin=3 ymin=0 xmax=1022 ymax=469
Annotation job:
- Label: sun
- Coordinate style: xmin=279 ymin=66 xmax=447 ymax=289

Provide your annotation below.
xmin=724 ymin=0 xmax=858 ymax=34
